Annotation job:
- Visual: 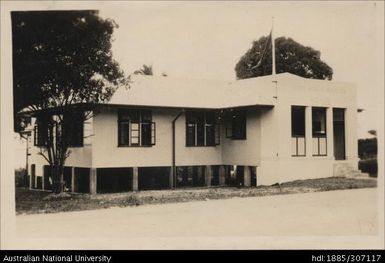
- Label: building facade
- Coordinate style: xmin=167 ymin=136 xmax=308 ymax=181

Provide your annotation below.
xmin=25 ymin=73 xmax=363 ymax=193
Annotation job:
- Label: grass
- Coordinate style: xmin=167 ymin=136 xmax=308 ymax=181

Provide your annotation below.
xmin=15 ymin=176 xmax=377 ymax=215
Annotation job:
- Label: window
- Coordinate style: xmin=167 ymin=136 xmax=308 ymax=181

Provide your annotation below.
xmin=34 ymin=115 xmax=50 ymax=147
xmin=186 ymin=111 xmax=220 ymax=147
xmin=291 ymin=106 xmax=306 ymax=156
xmin=312 ymin=107 xmax=327 ymax=156
xmin=63 ymin=112 xmax=84 ymax=147
xmin=225 ymin=110 xmax=246 ymax=140
xmin=118 ymin=109 xmax=155 ymax=147
xmin=34 ymin=112 xmax=84 ymax=148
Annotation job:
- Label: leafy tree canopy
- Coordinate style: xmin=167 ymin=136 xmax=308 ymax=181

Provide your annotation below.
xmin=235 ymin=36 xmax=333 ymax=80
xmin=12 ymin=10 xmax=129 ymax=131
xmin=12 ymin=10 xmax=129 ymax=193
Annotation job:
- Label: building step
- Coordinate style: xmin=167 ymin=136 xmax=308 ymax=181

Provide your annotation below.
xmin=333 ymin=162 xmax=370 ymax=178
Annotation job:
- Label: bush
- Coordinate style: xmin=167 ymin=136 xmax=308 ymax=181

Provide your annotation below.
xmin=358 ymin=138 xmax=377 ymax=159
xmin=15 ymin=168 xmax=27 ymax=187
xmin=359 ymin=158 xmax=377 ymax=177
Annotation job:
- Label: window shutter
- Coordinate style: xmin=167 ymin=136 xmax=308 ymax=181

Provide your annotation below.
xmin=151 ymin=122 xmax=156 ymax=145
xmin=225 ymin=121 xmax=232 ymax=138
xmin=215 ymin=123 xmax=220 ymax=145
xmin=130 ymin=122 xmax=140 ymax=146
xmin=118 ymin=122 xmax=129 ymax=146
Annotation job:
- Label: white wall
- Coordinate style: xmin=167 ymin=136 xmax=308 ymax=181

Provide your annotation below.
xmin=92 ymin=107 xmax=272 ymax=168
xmin=221 ymin=108 xmax=263 ymax=166
xmin=91 ymin=108 xmax=224 ymax=168
xmin=255 ymin=75 xmax=358 ymax=185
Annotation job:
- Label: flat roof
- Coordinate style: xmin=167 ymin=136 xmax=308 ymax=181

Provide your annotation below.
xmin=108 ymin=74 xmax=278 ymax=109
xmin=19 ymin=73 xmax=354 ymax=113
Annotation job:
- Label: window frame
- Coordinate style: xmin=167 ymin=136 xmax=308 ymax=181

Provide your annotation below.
xmin=185 ymin=111 xmax=220 ymax=147
xmin=291 ymin=106 xmax=306 ymax=157
xmin=118 ymin=109 xmax=156 ymax=147
xmin=225 ymin=110 xmax=247 ymax=140
xmin=312 ymin=107 xmax=327 ymax=156
xmin=34 ymin=115 xmax=50 ymax=147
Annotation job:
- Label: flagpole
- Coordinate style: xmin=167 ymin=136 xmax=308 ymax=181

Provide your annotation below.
xmin=272 ymin=16 xmax=276 ymax=75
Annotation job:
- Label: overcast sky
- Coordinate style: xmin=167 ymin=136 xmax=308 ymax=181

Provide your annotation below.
xmin=6 ymin=1 xmax=384 ymax=168
xmin=97 ymin=1 xmax=383 ymax=139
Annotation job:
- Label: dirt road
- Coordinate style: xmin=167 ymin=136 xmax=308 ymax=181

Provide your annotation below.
xmin=14 ymin=188 xmax=379 ymax=249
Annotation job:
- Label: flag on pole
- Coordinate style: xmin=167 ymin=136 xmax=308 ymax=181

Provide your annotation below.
xmin=271 ymin=16 xmax=276 ymax=75
xmin=252 ymin=30 xmax=272 ymax=69
xmin=252 ymin=17 xmax=276 ymax=75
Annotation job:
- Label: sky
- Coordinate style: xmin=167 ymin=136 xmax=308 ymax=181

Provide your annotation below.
xmin=97 ymin=1 xmax=383 ymax=139
xmin=7 ymin=1 xmax=384 ymax=168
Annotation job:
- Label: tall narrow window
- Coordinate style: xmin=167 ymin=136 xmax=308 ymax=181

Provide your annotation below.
xmin=118 ymin=114 xmax=130 ymax=146
xmin=205 ymin=112 xmax=215 ymax=146
xmin=118 ymin=109 xmax=155 ymax=147
xmin=186 ymin=115 xmax=196 ymax=147
xmin=34 ymin=115 xmax=50 ymax=147
xmin=291 ymin=106 xmax=306 ymax=156
xmin=312 ymin=107 xmax=327 ymax=156
xmin=141 ymin=110 xmax=155 ymax=146
xmin=186 ymin=111 xmax=220 ymax=147
xmin=225 ymin=110 xmax=246 ymax=140
xmin=196 ymin=112 xmax=205 ymax=146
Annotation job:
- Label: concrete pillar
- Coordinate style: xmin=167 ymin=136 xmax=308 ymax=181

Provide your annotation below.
xmin=71 ymin=167 xmax=75 ymax=193
xmin=29 ymin=165 xmax=32 ymax=190
xmin=89 ymin=168 xmax=97 ymax=194
xmin=42 ymin=171 xmax=45 ymax=190
xmin=219 ymin=165 xmax=226 ymax=186
xmin=305 ymin=106 xmax=313 ymax=157
xmin=345 ymin=107 xmax=358 ymax=162
xmin=132 ymin=167 xmax=139 ymax=191
xmin=205 ymin=165 xmax=212 ymax=187
xmin=326 ymin=107 xmax=334 ymax=159
xmin=244 ymin=166 xmax=251 ymax=187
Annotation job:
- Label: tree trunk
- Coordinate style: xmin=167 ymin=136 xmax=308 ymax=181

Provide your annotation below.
xmin=52 ymin=164 xmax=65 ymax=194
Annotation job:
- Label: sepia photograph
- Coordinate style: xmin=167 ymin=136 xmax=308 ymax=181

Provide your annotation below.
xmin=1 ymin=0 xmax=384 ymax=253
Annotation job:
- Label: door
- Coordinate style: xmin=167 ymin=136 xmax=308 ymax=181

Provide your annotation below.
xmin=333 ymin=108 xmax=346 ymax=160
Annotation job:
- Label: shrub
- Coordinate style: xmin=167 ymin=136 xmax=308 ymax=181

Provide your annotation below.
xmin=359 ymin=158 xmax=377 ymax=177
xmin=358 ymin=138 xmax=377 ymax=159
xmin=15 ymin=168 xmax=27 ymax=187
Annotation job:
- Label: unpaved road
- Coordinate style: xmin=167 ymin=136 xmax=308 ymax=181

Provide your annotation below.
xmin=14 ymin=188 xmax=379 ymax=249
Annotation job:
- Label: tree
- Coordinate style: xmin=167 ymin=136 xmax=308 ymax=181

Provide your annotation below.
xmin=133 ymin=64 xmax=153 ymax=75
xmin=235 ymin=36 xmax=333 ymax=80
xmin=12 ymin=10 xmax=129 ymax=194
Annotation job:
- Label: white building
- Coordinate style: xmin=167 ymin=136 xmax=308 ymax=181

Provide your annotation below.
xmin=25 ymin=73 xmax=364 ymax=193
